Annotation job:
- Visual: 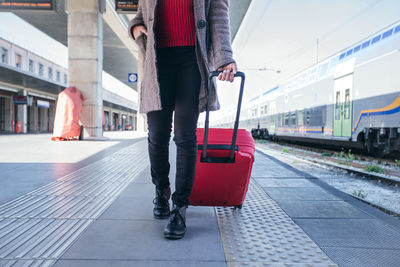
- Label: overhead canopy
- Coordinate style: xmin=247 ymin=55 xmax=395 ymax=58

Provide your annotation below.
xmin=14 ymin=0 xmax=251 ymax=91
xmin=230 ymin=0 xmax=252 ymax=41
xmin=13 ymin=0 xmax=138 ymax=89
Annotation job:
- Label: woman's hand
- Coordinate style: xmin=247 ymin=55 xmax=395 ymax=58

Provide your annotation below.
xmin=217 ymin=63 xmax=237 ymax=82
xmin=132 ymin=25 xmax=148 ymax=39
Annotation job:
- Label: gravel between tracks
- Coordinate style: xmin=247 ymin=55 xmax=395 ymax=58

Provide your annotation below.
xmin=256 ymin=141 xmax=400 ymax=217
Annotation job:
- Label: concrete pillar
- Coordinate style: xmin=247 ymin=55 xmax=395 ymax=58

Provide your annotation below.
xmin=112 ymin=111 xmax=116 ymax=130
xmin=4 ymin=97 xmax=12 ymax=132
xmin=10 ymin=98 xmax=14 ymax=132
xmin=18 ymin=90 xmax=28 ymax=133
xmin=49 ymin=102 xmax=55 ymax=132
xmin=133 ymin=114 xmax=137 ymax=131
xmin=37 ymin=107 xmax=42 ymax=132
xmin=17 ymin=105 xmax=27 ymax=133
xmin=33 ymin=104 xmax=38 ymax=132
xmin=67 ymin=0 xmax=104 ymax=139
xmin=29 ymin=104 xmax=38 ymax=133
xmin=129 ymin=115 xmax=133 ymax=129
xmin=27 ymin=105 xmax=33 ymax=132
xmin=41 ymin=108 xmax=49 ymax=132
xmin=118 ymin=112 xmax=122 ymax=131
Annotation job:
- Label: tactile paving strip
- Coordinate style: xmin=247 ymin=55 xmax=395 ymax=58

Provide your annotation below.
xmin=0 ymin=140 xmax=149 ymax=266
xmin=0 ymin=259 xmax=56 ymax=267
xmin=215 ymin=180 xmax=338 ymax=267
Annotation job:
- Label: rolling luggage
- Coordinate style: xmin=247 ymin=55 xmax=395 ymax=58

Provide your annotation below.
xmin=189 ymin=71 xmax=255 ymax=208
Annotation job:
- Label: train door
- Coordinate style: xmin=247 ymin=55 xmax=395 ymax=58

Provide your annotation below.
xmin=333 ymin=74 xmax=353 ymax=137
xmin=269 ymin=101 xmax=276 ymax=134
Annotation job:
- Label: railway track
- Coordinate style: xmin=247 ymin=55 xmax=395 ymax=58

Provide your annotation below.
xmin=255 ymin=139 xmax=400 ymax=218
xmin=257 ymin=139 xmax=400 ymax=181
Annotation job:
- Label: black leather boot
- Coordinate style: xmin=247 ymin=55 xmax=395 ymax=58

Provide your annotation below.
xmin=153 ymin=187 xmax=171 ymax=219
xmin=164 ymin=204 xmax=187 ymax=239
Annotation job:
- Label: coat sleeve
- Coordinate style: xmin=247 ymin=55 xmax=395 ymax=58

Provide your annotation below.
xmin=128 ymin=2 xmax=145 ymax=40
xmin=209 ymin=0 xmax=236 ymax=69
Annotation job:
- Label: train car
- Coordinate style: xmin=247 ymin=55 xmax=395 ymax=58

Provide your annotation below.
xmin=223 ymin=22 xmax=400 ymax=156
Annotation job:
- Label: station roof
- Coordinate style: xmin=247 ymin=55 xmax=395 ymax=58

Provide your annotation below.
xmin=13 ymin=0 xmax=251 ymax=91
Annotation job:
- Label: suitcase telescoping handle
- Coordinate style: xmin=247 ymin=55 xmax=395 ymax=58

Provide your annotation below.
xmin=202 ymin=70 xmax=246 ymax=163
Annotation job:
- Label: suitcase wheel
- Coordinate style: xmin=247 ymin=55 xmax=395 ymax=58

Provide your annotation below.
xmin=234 ymin=204 xmax=243 ymax=210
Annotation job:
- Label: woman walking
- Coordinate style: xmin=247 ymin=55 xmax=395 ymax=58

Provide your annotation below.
xmin=129 ymin=0 xmax=237 ymax=239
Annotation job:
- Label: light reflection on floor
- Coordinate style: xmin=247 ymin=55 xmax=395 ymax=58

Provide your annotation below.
xmin=0 ymin=131 xmax=147 ymax=164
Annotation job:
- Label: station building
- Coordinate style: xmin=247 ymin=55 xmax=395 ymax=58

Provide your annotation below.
xmin=0 ymin=36 xmax=138 ymax=134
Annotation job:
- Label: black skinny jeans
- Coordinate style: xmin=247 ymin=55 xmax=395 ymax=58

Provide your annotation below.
xmin=147 ymin=46 xmax=201 ymax=207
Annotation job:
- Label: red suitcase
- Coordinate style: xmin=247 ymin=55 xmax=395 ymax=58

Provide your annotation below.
xmin=189 ymin=71 xmax=255 ymax=208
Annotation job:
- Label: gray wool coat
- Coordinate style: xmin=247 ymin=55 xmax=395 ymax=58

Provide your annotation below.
xmin=128 ymin=0 xmax=235 ymax=114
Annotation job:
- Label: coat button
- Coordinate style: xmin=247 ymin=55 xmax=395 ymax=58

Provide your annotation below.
xmin=197 ymin=19 xmax=206 ymax=29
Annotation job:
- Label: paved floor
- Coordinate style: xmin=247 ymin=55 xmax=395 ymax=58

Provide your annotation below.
xmin=0 ymin=132 xmax=399 ymax=266
xmin=0 ymin=132 xmax=145 ymax=205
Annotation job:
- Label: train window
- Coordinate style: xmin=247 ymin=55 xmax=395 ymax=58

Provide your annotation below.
xmin=353 ymin=45 xmax=361 ymax=53
xmin=395 ymin=25 xmax=400 ymax=33
xmin=261 ymin=105 xmax=267 ymax=115
xmin=346 ymin=49 xmax=353 ymax=56
xmin=290 ymin=112 xmax=296 ymax=126
xmin=335 ymin=91 xmax=341 ymax=120
xmin=371 ymin=35 xmax=381 ymax=44
xmin=344 ymin=89 xmax=350 ymax=119
xmin=382 ymin=29 xmax=393 ymax=39
xmin=251 ymin=108 xmax=258 ymax=117
xmin=339 ymin=53 xmax=346 ymax=60
xmin=284 ymin=113 xmax=289 ymax=126
xmin=362 ymin=40 xmax=370 ymax=49
xmin=298 ymin=110 xmax=304 ymax=125
xmin=305 ymin=110 xmax=311 ymax=125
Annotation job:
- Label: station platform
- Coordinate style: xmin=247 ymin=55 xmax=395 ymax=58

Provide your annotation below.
xmin=0 ymin=132 xmax=400 ymax=267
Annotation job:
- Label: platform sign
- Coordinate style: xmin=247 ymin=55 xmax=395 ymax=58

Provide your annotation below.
xmin=128 ymin=73 xmax=138 ymax=83
xmin=0 ymin=0 xmax=55 ymax=12
xmin=37 ymin=100 xmax=50 ymax=108
xmin=13 ymin=96 xmax=27 ymax=104
xmin=115 ymin=0 xmax=138 ymax=13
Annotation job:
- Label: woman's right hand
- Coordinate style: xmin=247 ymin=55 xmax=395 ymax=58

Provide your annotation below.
xmin=132 ymin=25 xmax=148 ymax=39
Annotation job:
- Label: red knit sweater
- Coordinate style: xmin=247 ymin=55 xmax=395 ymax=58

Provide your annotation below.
xmin=156 ymin=0 xmax=196 ymax=48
